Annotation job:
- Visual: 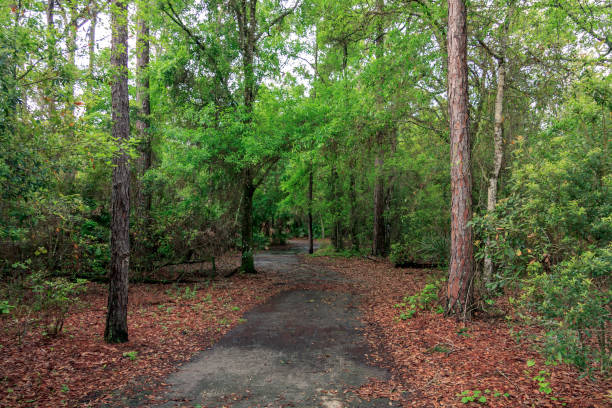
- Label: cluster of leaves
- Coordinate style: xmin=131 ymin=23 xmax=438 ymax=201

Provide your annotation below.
xmin=457 ymin=389 xmax=510 ymax=404
xmin=1 ymin=271 xmax=87 ymax=340
xmin=521 ymin=247 xmax=611 ymax=373
xmin=394 ymin=279 xmax=444 ymax=320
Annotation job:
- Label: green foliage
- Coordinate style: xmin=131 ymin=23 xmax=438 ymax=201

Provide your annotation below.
xmin=390 ymin=235 xmax=449 ymax=267
xmin=524 ymin=361 xmax=558 ymax=399
xmin=0 ymin=300 xmax=14 ymax=315
xmin=395 ymin=279 xmax=444 ymax=320
xmin=473 ymin=80 xmax=611 ymax=290
xmin=28 ymin=273 xmax=88 ymax=336
xmin=123 ymin=351 xmax=138 ymax=361
xmin=521 ymin=246 xmax=611 ymax=372
xmin=456 ymin=389 xmax=510 ymax=404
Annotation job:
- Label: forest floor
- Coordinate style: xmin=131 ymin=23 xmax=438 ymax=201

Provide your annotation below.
xmin=0 ymin=239 xmax=609 ymax=407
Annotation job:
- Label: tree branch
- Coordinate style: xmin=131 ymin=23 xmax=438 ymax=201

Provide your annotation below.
xmin=255 ymin=0 xmax=301 ymax=42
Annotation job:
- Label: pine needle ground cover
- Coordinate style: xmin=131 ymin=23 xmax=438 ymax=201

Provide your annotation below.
xmin=302 ymin=255 xmax=610 ymax=408
xmin=0 ymin=269 xmax=285 ymax=407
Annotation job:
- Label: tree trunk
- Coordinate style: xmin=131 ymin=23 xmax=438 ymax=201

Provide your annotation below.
xmin=135 ymin=2 xmax=152 ymax=220
xmin=89 ymin=1 xmax=97 ymax=75
xmin=373 ymin=153 xmax=386 ymax=255
xmin=483 ymin=60 xmax=505 ymax=283
xmin=236 ymin=0 xmax=258 ymax=273
xmin=350 ymin=171 xmax=359 ymax=251
xmin=308 ymin=167 xmax=314 ymax=254
xmin=240 ymin=171 xmax=256 ymax=273
xmin=105 ymin=0 xmax=130 ymax=344
xmin=46 ymin=0 xmax=55 ymax=116
xmin=483 ymin=5 xmax=511 ymax=285
xmin=320 ymin=214 xmax=325 ymax=240
xmin=330 ymin=163 xmax=343 ymax=251
xmin=308 ymin=31 xmax=317 ymax=256
xmin=445 ymin=0 xmax=474 ymax=319
xmin=372 ymin=0 xmax=386 ymax=256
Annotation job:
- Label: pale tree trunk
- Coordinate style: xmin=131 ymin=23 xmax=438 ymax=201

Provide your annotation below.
xmin=483 ymin=60 xmax=505 ymax=283
xmin=445 ymin=0 xmax=474 ymax=319
xmin=483 ymin=5 xmax=512 ymax=285
xmin=135 ymin=1 xmax=152 ymax=220
xmin=88 ymin=1 xmax=97 ymax=75
xmin=46 ymin=0 xmax=56 ymax=116
xmin=105 ymin=0 xmax=130 ymax=343
xmin=372 ymin=0 xmax=386 ymax=256
xmin=67 ymin=7 xmax=77 ymax=102
xmin=66 ymin=4 xmax=78 ymax=187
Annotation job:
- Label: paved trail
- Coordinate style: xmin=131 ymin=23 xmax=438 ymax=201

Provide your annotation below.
xmin=155 ymin=241 xmax=397 ymax=408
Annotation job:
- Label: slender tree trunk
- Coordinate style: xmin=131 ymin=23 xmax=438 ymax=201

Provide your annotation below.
xmin=105 ymin=0 xmax=130 ymax=343
xmin=372 ymin=0 xmax=386 ymax=256
xmin=330 ymin=163 xmax=343 ymax=251
xmin=237 ymin=0 xmax=257 ymax=273
xmin=308 ymin=30 xmax=318 ymax=255
xmin=373 ymin=153 xmax=385 ymax=255
xmin=46 ymin=0 xmax=56 ymax=116
xmin=483 ymin=60 xmax=505 ymax=283
xmin=350 ymin=171 xmax=359 ymax=251
xmin=241 ymin=170 xmax=256 ymax=273
xmin=67 ymin=6 xmax=77 ymax=103
xmin=445 ymin=0 xmax=474 ymax=319
xmin=135 ymin=2 xmax=151 ymax=219
xmin=88 ymin=1 xmax=97 ymax=75
xmin=308 ymin=167 xmax=314 ymax=254
xmin=320 ymin=214 xmax=325 ymax=240
xmin=66 ymin=5 xmax=78 ymax=187
xmin=483 ymin=5 xmax=511 ymax=285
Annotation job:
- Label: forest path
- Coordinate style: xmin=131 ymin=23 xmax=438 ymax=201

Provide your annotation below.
xmin=154 ymin=240 xmax=398 ymax=408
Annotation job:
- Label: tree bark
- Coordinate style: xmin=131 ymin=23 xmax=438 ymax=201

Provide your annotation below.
xmin=372 ymin=0 xmax=386 ymax=256
xmin=483 ymin=5 xmax=511 ymax=285
xmin=330 ymin=163 xmax=343 ymax=251
xmin=240 ymin=170 xmax=256 ymax=273
xmin=373 ymin=154 xmax=386 ymax=255
xmin=308 ymin=167 xmax=314 ymax=254
xmin=236 ymin=0 xmax=258 ymax=273
xmin=445 ymin=0 xmax=474 ymax=319
xmin=483 ymin=59 xmax=505 ymax=283
xmin=350 ymin=171 xmax=359 ymax=251
xmin=105 ymin=0 xmax=130 ymax=343
xmin=135 ymin=1 xmax=152 ymax=220
xmin=46 ymin=0 xmax=56 ymax=116
xmin=88 ymin=1 xmax=97 ymax=75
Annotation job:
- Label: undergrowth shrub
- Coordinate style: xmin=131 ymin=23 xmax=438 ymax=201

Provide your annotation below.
xmin=395 ymin=278 xmax=445 ymax=320
xmin=390 ymin=234 xmax=449 ymax=267
xmin=29 ymin=273 xmax=88 ymax=336
xmin=1 ymin=272 xmax=88 ymax=340
xmin=521 ymin=246 xmax=611 ymax=373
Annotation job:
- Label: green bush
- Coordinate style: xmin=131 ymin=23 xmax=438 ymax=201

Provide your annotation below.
xmin=28 ymin=273 xmax=88 ymax=336
xmin=395 ymin=279 xmax=445 ymax=320
xmin=521 ymin=246 xmax=611 ymax=372
xmin=390 ymin=235 xmax=449 ymax=267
